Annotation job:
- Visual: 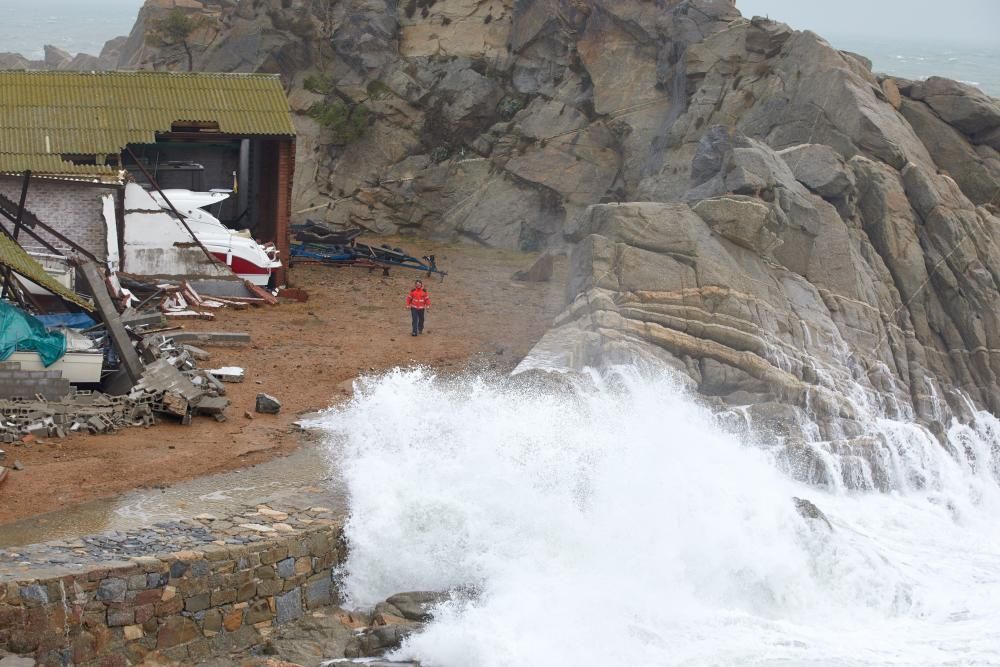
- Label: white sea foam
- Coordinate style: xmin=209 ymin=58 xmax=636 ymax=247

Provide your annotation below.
xmin=309 ymin=366 xmax=1000 ymax=666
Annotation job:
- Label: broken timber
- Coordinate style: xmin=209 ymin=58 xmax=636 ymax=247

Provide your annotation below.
xmin=78 ymin=260 xmax=145 ymax=385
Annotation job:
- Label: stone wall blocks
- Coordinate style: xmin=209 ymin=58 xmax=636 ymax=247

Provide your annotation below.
xmin=187 ymin=636 xmax=213 ymax=661
xmin=259 ymin=545 xmax=287 ymax=565
xmin=210 ymin=587 xmax=236 ymax=607
xmin=211 ymin=561 xmax=236 ymax=576
xmin=146 ymin=572 xmax=168 ymax=589
xmin=287 ymin=536 xmax=310 ymax=558
xmin=202 ymin=608 xmax=223 ymax=634
xmin=142 ymin=614 xmax=158 ymax=634
xmin=134 ymin=603 xmax=155 ymax=625
xmin=243 ymin=598 xmax=273 ymax=626
xmin=184 ymin=592 xmax=211 ymax=613
xmin=188 ymin=560 xmax=211 ymax=578
xmin=133 ymin=588 xmax=162 ymax=606
xmin=222 ymin=608 xmax=243 ymax=632
xmin=307 ymin=532 xmax=333 ymax=556
xmin=156 ymin=616 xmax=199 ymax=649
xmin=1 ymin=525 xmax=343 ymax=661
xmin=168 ymin=561 xmax=189 ymax=579
xmin=81 ymin=610 xmax=106 ymax=628
xmin=107 ymin=564 xmax=141 ymax=580
xmin=106 ymin=603 xmax=135 ymax=627
xmin=236 ymin=580 xmax=258 ymax=602
xmin=276 ymin=557 xmax=296 ymax=579
xmin=312 ymin=552 xmax=336 ymax=571
xmin=178 ymin=578 xmax=210 ymax=597
xmin=203 ymin=546 xmax=231 ymax=562
xmin=255 ymin=579 xmax=282 ymax=597
xmin=160 ymin=585 xmax=177 ymax=602
xmin=18 ymin=584 xmax=48 ymax=607
xmin=155 ymin=595 xmax=183 ymax=617
xmin=95 ymin=578 xmax=127 ymax=603
xmin=305 ymin=576 xmax=333 ymax=609
xmin=293 ymin=557 xmax=311 ymax=577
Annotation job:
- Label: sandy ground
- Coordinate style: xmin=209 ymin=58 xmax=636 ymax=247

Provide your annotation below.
xmin=0 ymin=240 xmax=567 ymax=525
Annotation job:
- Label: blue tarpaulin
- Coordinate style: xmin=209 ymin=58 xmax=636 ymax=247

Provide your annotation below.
xmin=35 ymin=312 xmax=98 ymax=330
xmin=0 ymin=301 xmax=67 ymax=367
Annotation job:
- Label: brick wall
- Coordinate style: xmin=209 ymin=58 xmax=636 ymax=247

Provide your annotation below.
xmin=0 ymin=177 xmax=117 ymax=262
xmin=0 ymin=524 xmax=344 ymax=666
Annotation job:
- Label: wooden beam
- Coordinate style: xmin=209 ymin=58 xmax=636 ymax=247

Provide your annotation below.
xmin=11 ymin=171 xmax=31 ymax=239
xmin=78 ymin=260 xmax=144 ymax=385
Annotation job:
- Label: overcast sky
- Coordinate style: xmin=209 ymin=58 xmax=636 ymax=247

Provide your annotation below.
xmin=737 ymin=0 xmax=1000 ymax=44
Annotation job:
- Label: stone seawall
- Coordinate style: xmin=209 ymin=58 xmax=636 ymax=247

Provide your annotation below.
xmin=0 ymin=523 xmax=344 ymax=666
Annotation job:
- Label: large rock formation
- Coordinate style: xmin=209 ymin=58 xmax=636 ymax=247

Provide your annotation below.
xmin=82 ymin=1 xmax=1000 ymax=484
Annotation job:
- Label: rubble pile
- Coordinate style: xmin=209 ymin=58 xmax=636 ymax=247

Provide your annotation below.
xmin=0 ymin=330 xmax=236 ymax=443
xmin=132 ymin=333 xmax=232 ymax=422
xmin=0 ymin=391 xmax=155 ymax=443
xmin=116 ymin=275 xmax=278 ymax=322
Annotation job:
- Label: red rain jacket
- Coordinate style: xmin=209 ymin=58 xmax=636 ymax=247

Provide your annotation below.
xmin=406 ymin=287 xmax=431 ymax=309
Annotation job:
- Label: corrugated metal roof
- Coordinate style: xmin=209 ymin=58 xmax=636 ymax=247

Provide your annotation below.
xmin=0 ymin=233 xmax=93 ymax=310
xmin=0 ymin=71 xmax=295 ymax=176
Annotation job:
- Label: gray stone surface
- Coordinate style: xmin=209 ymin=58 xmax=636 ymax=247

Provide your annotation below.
xmin=276 ymin=588 xmax=304 ymax=624
xmin=256 ymin=393 xmax=281 ymax=415
xmin=95 ymin=577 xmax=126 ymax=602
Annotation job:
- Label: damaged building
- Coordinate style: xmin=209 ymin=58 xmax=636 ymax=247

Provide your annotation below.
xmin=0 ymin=70 xmax=296 ymax=286
xmin=0 ymin=71 xmax=296 ymax=440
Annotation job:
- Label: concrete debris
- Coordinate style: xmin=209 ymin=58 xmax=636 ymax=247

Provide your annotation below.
xmin=12 ymin=460 xmax=24 ymax=471
xmin=208 ymin=366 xmax=245 ymax=383
xmin=130 ymin=337 xmax=232 ymax=421
xmin=0 ymin=391 xmax=154 ymax=442
xmin=182 ymin=344 xmax=211 ymax=361
xmin=0 ymin=363 xmax=73 ymax=401
xmin=255 ymin=393 xmax=281 ymax=414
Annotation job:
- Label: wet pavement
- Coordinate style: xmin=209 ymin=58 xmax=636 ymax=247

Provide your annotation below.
xmin=0 ymin=438 xmax=346 ymax=550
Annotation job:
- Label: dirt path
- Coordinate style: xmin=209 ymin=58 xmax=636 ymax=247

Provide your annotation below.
xmin=0 ymin=240 xmax=566 ymax=525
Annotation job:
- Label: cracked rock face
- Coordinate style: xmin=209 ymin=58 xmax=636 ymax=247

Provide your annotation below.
xmin=118 ymin=1 xmax=1000 ymax=478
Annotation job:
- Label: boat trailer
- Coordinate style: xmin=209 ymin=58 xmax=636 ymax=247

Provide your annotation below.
xmin=289 ymin=223 xmax=447 ymax=278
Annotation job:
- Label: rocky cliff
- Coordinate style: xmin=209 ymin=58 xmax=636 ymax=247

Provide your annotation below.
xmin=84 ymin=1 xmax=1000 ymax=483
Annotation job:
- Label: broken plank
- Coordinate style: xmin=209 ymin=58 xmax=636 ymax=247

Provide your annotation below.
xmin=78 ymin=260 xmax=144 ymax=385
xmin=243 ymin=280 xmax=278 ymax=305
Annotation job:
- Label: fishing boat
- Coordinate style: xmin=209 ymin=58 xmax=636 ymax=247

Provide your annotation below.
xmin=150 ymin=189 xmax=281 ymax=286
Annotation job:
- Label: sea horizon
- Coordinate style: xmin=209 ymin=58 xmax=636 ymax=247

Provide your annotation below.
xmin=0 ymin=2 xmax=997 ymax=97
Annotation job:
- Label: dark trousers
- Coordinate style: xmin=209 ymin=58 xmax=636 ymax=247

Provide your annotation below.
xmin=410 ymin=307 xmax=425 ymax=334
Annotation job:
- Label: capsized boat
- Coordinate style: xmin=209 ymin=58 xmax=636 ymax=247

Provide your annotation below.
xmin=150 ymin=189 xmax=281 ymax=286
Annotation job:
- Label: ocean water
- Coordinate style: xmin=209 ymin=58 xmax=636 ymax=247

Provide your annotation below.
xmin=308 ymin=365 xmax=1000 ymax=666
xmin=0 ymin=0 xmax=142 ymax=59
xmin=828 ymin=34 xmax=1000 ymax=97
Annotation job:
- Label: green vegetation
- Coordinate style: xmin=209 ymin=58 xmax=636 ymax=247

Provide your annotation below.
xmin=145 ymin=9 xmax=213 ymax=72
xmin=497 ymin=96 xmax=525 ymax=122
xmin=308 ymin=101 xmax=371 ymax=144
xmin=366 ymin=80 xmax=393 ymax=101
xmin=429 ymin=146 xmax=451 ymax=163
xmin=304 ymin=73 xmax=334 ymax=95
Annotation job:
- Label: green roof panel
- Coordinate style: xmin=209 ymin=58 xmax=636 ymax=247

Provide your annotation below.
xmin=0 ymin=233 xmax=93 ymax=310
xmin=0 ymin=71 xmax=295 ymax=176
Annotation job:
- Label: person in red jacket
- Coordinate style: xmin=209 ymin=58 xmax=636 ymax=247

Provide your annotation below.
xmin=406 ymin=279 xmax=431 ymax=336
